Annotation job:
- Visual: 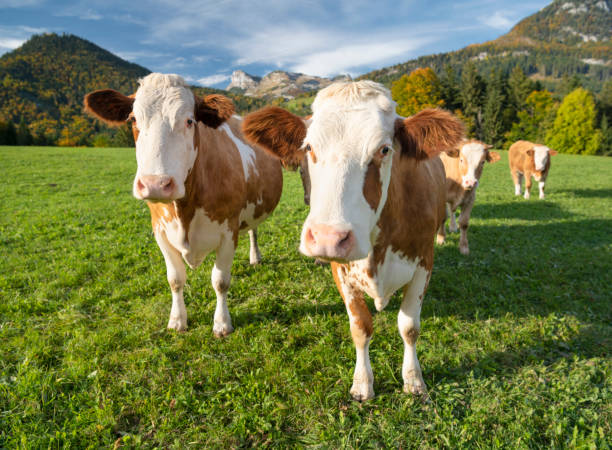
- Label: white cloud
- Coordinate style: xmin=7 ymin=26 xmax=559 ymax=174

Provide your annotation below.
xmin=196 ymin=73 xmax=231 ymax=87
xmin=0 ymin=0 xmax=44 ymax=6
xmin=480 ymin=11 xmax=516 ymax=29
xmin=0 ymin=38 xmax=25 ymax=50
xmin=0 ymin=25 xmax=48 ymax=55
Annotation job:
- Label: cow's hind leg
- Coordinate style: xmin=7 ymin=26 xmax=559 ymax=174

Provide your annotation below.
xmin=512 ymin=170 xmax=522 ymax=196
xmin=248 ymin=228 xmax=262 ymax=265
xmin=155 ymin=232 xmax=188 ymax=331
xmin=458 ymin=201 xmax=474 ymax=255
xmin=212 ymin=235 xmax=237 ymax=338
xmin=332 ymin=263 xmax=374 ymax=401
xmin=398 ymin=265 xmax=430 ymax=399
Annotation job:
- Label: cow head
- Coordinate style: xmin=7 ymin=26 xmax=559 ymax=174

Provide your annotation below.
xmin=84 ymin=73 xmax=234 ymax=202
xmin=528 ymin=144 xmax=557 ymax=173
xmin=243 ymin=80 xmax=463 ymax=262
xmin=448 ymin=140 xmax=500 ymax=190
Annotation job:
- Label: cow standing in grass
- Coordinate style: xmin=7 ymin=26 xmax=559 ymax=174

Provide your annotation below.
xmin=509 ymin=140 xmax=558 ymax=199
xmin=84 ymin=73 xmax=282 ymax=336
xmin=436 ymin=140 xmax=501 ymax=255
xmin=243 ymin=81 xmax=463 ymax=400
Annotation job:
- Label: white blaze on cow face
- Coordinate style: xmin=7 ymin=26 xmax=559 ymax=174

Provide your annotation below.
xmin=299 ymin=81 xmax=396 ymax=261
xmin=459 ymin=142 xmax=488 ymax=189
xmin=533 ymin=145 xmax=551 ymax=172
xmin=132 ymin=73 xmax=198 ymax=202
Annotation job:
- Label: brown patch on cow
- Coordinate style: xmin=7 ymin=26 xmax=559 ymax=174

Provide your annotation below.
xmin=331 ymin=262 xmax=373 ymax=340
xmin=363 ymin=158 xmax=382 ymax=211
xmin=84 ymin=89 xmax=134 ymax=126
xmin=242 ymin=106 xmax=307 ymax=167
xmin=487 ymin=151 xmax=501 ymax=163
xmin=509 ymin=140 xmax=552 ymax=185
xmin=394 ymin=109 xmax=464 ymax=160
xmin=195 ymin=94 xmax=235 ymax=129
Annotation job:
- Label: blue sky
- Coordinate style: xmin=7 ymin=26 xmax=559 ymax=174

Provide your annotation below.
xmin=0 ymin=0 xmax=550 ymax=89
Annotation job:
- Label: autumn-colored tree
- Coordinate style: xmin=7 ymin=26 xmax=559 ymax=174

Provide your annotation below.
xmin=546 ymin=88 xmax=602 ymax=155
xmin=58 ymin=116 xmax=95 ymax=147
xmin=507 ymin=90 xmax=557 ymax=144
xmin=391 ymin=68 xmax=444 ymax=117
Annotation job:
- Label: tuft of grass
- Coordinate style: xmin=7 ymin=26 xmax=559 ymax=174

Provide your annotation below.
xmin=0 ymin=146 xmax=610 ymax=448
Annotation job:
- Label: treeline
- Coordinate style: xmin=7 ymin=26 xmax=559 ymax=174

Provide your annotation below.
xmin=391 ymin=64 xmax=612 ymax=155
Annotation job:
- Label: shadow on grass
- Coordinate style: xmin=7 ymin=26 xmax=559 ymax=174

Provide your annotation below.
xmin=472 ymin=200 xmax=573 ymax=221
xmin=556 ymin=188 xmax=612 ymax=198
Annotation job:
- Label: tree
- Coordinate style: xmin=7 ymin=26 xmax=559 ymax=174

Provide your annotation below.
xmin=16 ymin=118 xmax=34 ymax=146
xmin=0 ymin=121 xmax=17 ymax=145
xmin=459 ymin=62 xmax=486 ymax=139
xmin=391 ymin=68 xmax=444 ymax=117
xmin=546 ymin=88 xmax=602 ymax=155
xmin=507 ymin=90 xmax=556 ymax=144
xmin=482 ymin=69 xmax=507 ymax=147
xmin=440 ymin=65 xmax=460 ymax=111
xmin=57 ymin=116 xmax=94 ymax=147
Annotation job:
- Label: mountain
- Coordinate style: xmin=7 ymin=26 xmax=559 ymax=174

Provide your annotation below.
xmin=0 ymin=33 xmax=150 ymax=127
xmin=361 ymin=0 xmax=612 ymax=92
xmin=226 ymin=69 xmax=350 ymax=99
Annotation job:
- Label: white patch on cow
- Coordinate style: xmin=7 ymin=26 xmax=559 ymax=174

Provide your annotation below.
xmin=539 ymin=181 xmax=546 ymax=199
xmin=299 ymin=81 xmax=397 ymax=260
xmin=533 ymin=145 xmax=550 ymax=171
xmin=238 ymin=201 xmax=268 ymax=231
xmin=220 ymin=122 xmax=258 ymax=181
xmin=460 ymin=142 xmax=486 ymax=188
xmin=132 ymin=73 xmax=198 ymax=199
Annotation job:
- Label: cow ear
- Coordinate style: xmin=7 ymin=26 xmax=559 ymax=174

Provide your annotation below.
xmin=195 ymin=94 xmax=235 ymax=129
xmin=242 ymin=106 xmax=307 ymax=167
xmin=526 ymin=148 xmax=535 ymax=157
xmin=84 ymin=89 xmax=134 ymax=126
xmin=484 ymin=143 xmax=494 ymax=150
xmin=487 ymin=151 xmax=501 ymax=163
xmin=394 ymin=109 xmax=464 ymax=160
xmin=549 ymin=149 xmax=558 ymax=156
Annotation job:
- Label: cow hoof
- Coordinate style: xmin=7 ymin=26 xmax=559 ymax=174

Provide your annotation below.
xmin=213 ymin=323 xmax=234 ymax=338
xmin=436 ymin=235 xmax=446 ymax=245
xmin=167 ymin=317 xmax=187 ymax=332
xmin=403 ymin=381 xmax=429 ymax=402
xmin=449 ymin=225 xmax=458 ymax=233
xmin=314 ymin=258 xmax=328 ymax=266
xmin=524 ymin=193 xmax=530 ymax=200
xmin=539 ymin=195 xmax=545 ymax=200
xmin=249 ymin=257 xmax=261 ymax=265
xmin=350 ymin=383 xmax=374 ymax=402
xmin=250 ymin=251 xmax=262 ymax=265
xmin=459 ymin=246 xmax=470 ymax=255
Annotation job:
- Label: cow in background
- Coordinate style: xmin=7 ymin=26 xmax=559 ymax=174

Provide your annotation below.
xmin=243 ymin=81 xmax=464 ymax=400
xmin=84 ymin=73 xmax=282 ymax=336
xmin=437 ymin=140 xmax=500 ymax=255
xmin=509 ymin=140 xmax=558 ymax=199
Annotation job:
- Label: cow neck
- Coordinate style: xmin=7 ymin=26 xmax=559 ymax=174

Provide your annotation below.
xmin=370 ymin=155 xmax=436 ymax=273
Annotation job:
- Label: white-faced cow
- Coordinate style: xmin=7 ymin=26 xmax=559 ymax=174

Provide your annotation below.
xmin=509 ymin=140 xmax=558 ymax=199
xmin=84 ymin=73 xmax=282 ymax=336
xmin=243 ymin=81 xmax=463 ymax=400
xmin=437 ymin=140 xmax=500 ymax=255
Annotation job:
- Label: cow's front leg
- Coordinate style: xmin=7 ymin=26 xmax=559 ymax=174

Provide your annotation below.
xmin=524 ymin=173 xmax=532 ymax=199
xmin=538 ymin=181 xmax=546 ymax=199
xmin=448 ymin=205 xmax=459 ymax=233
xmin=212 ymin=235 xmax=237 ymax=338
xmin=155 ymin=232 xmax=187 ymax=331
xmin=248 ymin=228 xmax=262 ymax=265
xmin=512 ymin=171 xmax=522 ymax=196
xmin=398 ymin=265 xmax=430 ymax=399
xmin=458 ymin=201 xmax=474 ymax=255
xmin=332 ymin=263 xmax=374 ymax=401
xmin=436 ymin=203 xmax=450 ymax=245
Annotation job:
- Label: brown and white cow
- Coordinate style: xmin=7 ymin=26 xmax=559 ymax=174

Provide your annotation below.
xmin=509 ymin=140 xmax=558 ymax=199
xmin=84 ymin=73 xmax=282 ymax=336
xmin=436 ymin=140 xmax=500 ymax=255
xmin=243 ymin=81 xmax=463 ymax=400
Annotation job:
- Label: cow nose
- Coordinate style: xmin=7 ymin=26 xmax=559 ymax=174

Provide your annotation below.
xmin=135 ymin=175 xmax=177 ymax=201
xmin=303 ymin=224 xmax=355 ymax=260
xmin=463 ymin=179 xmax=478 ymax=189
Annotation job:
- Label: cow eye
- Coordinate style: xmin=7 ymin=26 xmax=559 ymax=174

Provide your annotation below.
xmin=127 ymin=116 xmax=136 ymax=123
xmin=304 ymin=144 xmax=312 ymax=152
xmin=381 ymin=146 xmax=390 ymax=155
xmin=186 ymin=118 xmax=194 ymax=127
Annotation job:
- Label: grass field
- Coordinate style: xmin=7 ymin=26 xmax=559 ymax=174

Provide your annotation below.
xmin=0 ymin=146 xmax=610 ymax=448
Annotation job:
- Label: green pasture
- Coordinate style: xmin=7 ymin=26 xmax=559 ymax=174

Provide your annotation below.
xmin=0 ymin=146 xmax=610 ymax=448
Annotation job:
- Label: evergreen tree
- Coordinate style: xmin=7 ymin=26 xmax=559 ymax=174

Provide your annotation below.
xmin=507 ymin=66 xmax=534 ymax=111
xmin=440 ymin=65 xmax=460 ymax=111
xmin=482 ymin=69 xmax=507 ymax=147
xmin=391 ymin=68 xmax=444 ymax=116
xmin=459 ymin=62 xmax=486 ymax=138
xmin=507 ymin=90 xmax=556 ymax=144
xmin=546 ymin=88 xmax=602 ymax=155
xmin=599 ymin=114 xmax=612 ymax=156
xmin=16 ymin=118 xmax=34 ymax=146
xmin=0 ymin=121 xmax=17 ymax=145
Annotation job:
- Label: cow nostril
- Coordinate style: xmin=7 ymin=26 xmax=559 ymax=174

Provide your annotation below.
xmin=137 ymin=179 xmax=145 ymax=192
xmin=161 ymin=178 xmax=174 ymax=191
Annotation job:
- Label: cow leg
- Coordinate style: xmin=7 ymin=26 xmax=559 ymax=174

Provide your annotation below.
xmin=398 ymin=265 xmax=430 ymax=399
xmin=248 ymin=228 xmax=262 ymax=265
xmin=448 ymin=206 xmax=459 ymax=233
xmin=524 ymin=173 xmax=532 ymax=199
xmin=458 ymin=201 xmax=474 ymax=255
xmin=155 ymin=232 xmax=188 ymax=331
xmin=332 ymin=263 xmax=374 ymax=401
xmin=512 ymin=171 xmax=522 ymax=196
xmin=436 ymin=203 xmax=449 ymax=245
xmin=212 ymin=236 xmax=236 ymax=338
xmin=538 ymin=181 xmax=546 ymax=199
